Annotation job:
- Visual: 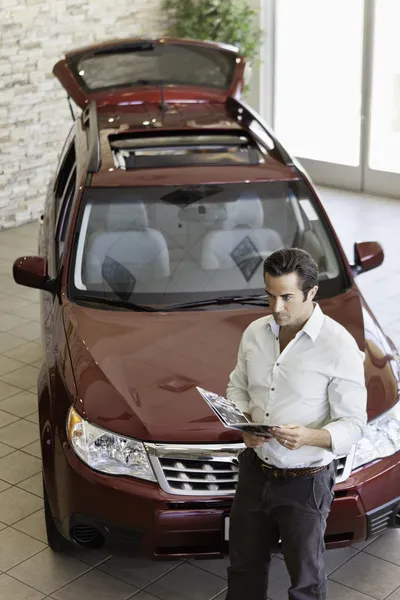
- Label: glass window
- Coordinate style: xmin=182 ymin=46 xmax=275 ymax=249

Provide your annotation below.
xmin=56 ymin=167 xmax=76 ymax=260
xmin=69 ymin=181 xmax=346 ymax=308
xmin=54 ymin=141 xmax=76 ymax=215
xmin=368 ymin=0 xmax=400 ymax=173
xmin=71 ymin=44 xmax=236 ymax=92
xmin=274 ymin=0 xmax=364 ymax=166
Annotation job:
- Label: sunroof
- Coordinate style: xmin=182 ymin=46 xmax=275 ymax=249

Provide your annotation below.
xmin=109 ymin=132 xmax=265 ymax=169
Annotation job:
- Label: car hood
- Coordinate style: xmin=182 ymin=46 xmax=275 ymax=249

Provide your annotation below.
xmin=63 ymin=287 xmax=399 ymax=443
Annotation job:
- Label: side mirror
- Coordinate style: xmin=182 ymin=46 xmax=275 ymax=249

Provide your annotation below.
xmin=352 ymin=242 xmax=384 ymax=275
xmin=13 ymin=256 xmax=55 ymax=293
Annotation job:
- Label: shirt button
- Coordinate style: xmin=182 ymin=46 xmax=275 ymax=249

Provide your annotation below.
xmin=271 ymin=387 xmax=275 ymax=391
xmin=276 ymin=337 xmax=279 ymax=341
xmin=266 ymin=412 xmax=270 ymax=417
xmin=276 ymin=363 xmax=280 ymax=367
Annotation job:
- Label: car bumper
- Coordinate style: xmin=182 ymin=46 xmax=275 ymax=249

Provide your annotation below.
xmin=49 ymin=444 xmax=400 ymax=558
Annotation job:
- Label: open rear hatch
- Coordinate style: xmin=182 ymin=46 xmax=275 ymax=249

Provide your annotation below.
xmin=53 ymin=37 xmax=247 ymax=109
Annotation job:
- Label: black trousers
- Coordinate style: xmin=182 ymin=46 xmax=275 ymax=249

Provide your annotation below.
xmin=226 ymin=449 xmax=335 ymax=600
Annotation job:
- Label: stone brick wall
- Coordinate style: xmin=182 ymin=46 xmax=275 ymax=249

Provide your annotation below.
xmin=0 ymin=0 xmax=165 ymax=229
xmin=0 ymin=0 xmax=262 ymax=230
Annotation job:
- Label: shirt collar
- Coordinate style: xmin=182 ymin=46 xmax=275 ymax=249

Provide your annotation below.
xmin=268 ymin=303 xmax=324 ymax=342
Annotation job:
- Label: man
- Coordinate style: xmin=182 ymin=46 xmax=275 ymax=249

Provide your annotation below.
xmin=226 ymin=248 xmax=367 ymax=600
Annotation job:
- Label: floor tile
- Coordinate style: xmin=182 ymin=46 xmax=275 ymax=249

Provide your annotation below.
xmin=13 ymin=290 xmax=40 ymax=304
xmin=211 ymin=593 xmax=227 ymax=600
xmin=364 ymin=530 xmax=400 ymax=566
xmin=0 ymin=420 xmax=39 ymax=449
xmin=386 ymin=586 xmax=400 ymax=599
xmin=0 ymin=573 xmax=45 ymax=600
xmin=351 ymin=534 xmax=381 ymax=550
xmin=0 ymin=528 xmax=46 ymax=571
xmin=0 ymin=333 xmax=27 ymax=353
xmin=99 ymin=556 xmax=183 ymax=588
xmin=0 ymin=354 xmax=25 ymax=376
xmin=0 ymin=380 xmax=21 ymax=400
xmin=0 ymin=314 xmax=31 ymax=333
xmin=51 ymin=569 xmax=138 ymax=600
xmin=13 ymin=510 xmax=47 ymax=544
xmin=0 ymin=486 xmax=43 ymax=524
xmin=324 ymin=546 xmax=360 ymax=575
xmin=0 ymin=365 xmax=39 ymax=391
xmin=8 ymin=548 xmax=91 ymax=596
xmin=330 ymin=551 xmax=400 ymax=599
xmin=65 ymin=547 xmax=111 ymax=568
xmin=18 ymin=306 xmax=40 ymax=322
xmin=17 ymin=473 xmax=44 ymax=498
xmin=146 ymin=563 xmax=226 ymax=600
xmin=130 ymin=592 xmax=166 ymax=600
xmin=25 ymin=412 xmax=39 ymax=425
xmin=3 ymin=342 xmax=42 ymax=366
xmin=0 ymin=450 xmax=42 ymax=484
xmin=0 ymin=479 xmax=11 ymax=493
xmin=0 ymin=297 xmax=31 ymax=313
xmin=327 ymin=579 xmax=379 ymax=599
xmin=10 ymin=323 xmax=41 ymax=343
xmin=0 ymin=409 xmax=20 ymax=428
xmin=189 ymin=557 xmax=229 ymax=579
xmin=22 ymin=441 xmax=41 ymax=459
xmin=0 ymin=441 xmax=14 ymax=458
xmin=0 ymin=391 xmax=38 ymax=417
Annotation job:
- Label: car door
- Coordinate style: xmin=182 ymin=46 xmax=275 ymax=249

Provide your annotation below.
xmin=39 ymin=131 xmax=77 ymax=422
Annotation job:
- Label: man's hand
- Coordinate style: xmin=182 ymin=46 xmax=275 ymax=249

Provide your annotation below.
xmin=271 ymin=424 xmax=332 ymax=451
xmin=242 ymin=431 xmax=272 ymax=449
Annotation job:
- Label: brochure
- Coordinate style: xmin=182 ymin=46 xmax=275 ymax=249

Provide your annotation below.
xmin=196 ymin=386 xmax=280 ymax=435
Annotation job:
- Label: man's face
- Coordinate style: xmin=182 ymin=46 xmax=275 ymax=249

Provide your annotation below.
xmin=264 ymin=272 xmax=317 ymax=328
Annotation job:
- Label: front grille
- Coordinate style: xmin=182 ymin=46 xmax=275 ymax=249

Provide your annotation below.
xmin=147 ymin=442 xmax=243 ymax=496
xmin=159 ymin=457 xmax=238 ymax=494
xmin=147 ymin=443 xmax=352 ymax=496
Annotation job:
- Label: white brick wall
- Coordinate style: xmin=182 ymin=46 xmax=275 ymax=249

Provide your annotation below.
xmin=0 ymin=0 xmax=164 ymax=229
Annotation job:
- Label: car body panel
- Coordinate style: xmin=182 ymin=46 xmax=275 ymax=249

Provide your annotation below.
xmin=61 ymin=284 xmax=399 ymax=445
xmin=53 ymin=38 xmax=247 ymax=109
xmin=21 ymin=36 xmax=400 ymax=556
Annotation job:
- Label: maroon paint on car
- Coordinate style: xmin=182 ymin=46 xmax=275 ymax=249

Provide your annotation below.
xmin=13 ymin=38 xmax=400 ymax=558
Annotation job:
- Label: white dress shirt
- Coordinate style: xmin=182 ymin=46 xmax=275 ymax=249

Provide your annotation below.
xmin=226 ymin=303 xmax=368 ymax=468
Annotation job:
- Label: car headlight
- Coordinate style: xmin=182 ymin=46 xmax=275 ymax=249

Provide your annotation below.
xmin=353 ymin=401 xmax=400 ymax=470
xmin=67 ymin=407 xmax=156 ymax=482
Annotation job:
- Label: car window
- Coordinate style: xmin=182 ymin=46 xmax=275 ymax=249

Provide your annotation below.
xmin=69 ymin=181 xmax=348 ymax=306
xmin=54 ymin=140 xmax=76 ymax=217
xmin=56 ymin=166 xmax=77 ymax=261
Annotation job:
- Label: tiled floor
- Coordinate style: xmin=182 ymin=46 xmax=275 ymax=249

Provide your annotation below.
xmin=0 ymin=187 xmax=398 ymax=600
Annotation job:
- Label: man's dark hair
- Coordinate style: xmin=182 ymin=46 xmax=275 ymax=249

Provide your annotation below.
xmin=263 ymin=248 xmax=318 ymax=301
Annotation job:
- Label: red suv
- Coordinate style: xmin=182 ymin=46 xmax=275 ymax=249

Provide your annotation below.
xmin=13 ymin=38 xmax=400 ymax=558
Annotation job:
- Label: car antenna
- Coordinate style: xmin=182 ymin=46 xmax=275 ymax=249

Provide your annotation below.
xmin=159 ymin=81 xmax=168 ymax=112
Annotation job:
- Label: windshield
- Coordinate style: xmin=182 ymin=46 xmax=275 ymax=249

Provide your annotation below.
xmin=70 ymin=181 xmax=349 ymax=307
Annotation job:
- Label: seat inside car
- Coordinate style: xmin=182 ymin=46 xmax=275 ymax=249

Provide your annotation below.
xmin=200 ymin=193 xmax=284 ymax=287
xmin=82 ymin=200 xmax=170 ymax=298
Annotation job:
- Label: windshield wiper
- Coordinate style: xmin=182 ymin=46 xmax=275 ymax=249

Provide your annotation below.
xmin=76 ymin=295 xmax=159 ymax=312
xmin=167 ymin=295 xmax=269 ymax=311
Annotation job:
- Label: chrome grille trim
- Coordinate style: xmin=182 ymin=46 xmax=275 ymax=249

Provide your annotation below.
xmin=146 ymin=442 xmax=244 ymax=496
xmin=145 ymin=442 xmax=352 ymax=496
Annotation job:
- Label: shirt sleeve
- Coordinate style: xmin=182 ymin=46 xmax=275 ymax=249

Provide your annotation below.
xmin=226 ymin=334 xmax=251 ymax=414
xmin=322 ymin=340 xmax=368 ymax=456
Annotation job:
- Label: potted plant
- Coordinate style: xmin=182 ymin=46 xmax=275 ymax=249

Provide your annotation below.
xmin=162 ymin=0 xmax=263 ymax=86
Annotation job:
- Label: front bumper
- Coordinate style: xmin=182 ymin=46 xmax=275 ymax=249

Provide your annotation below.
xmin=48 ymin=442 xmax=400 ymax=558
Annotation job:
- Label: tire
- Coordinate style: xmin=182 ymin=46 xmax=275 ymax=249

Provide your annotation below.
xmin=43 ymin=477 xmax=71 ymax=552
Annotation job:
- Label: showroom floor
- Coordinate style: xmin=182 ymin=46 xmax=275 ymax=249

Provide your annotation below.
xmin=0 ymin=187 xmax=398 ymax=600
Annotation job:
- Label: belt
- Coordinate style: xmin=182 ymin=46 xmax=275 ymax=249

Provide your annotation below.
xmin=255 ymin=455 xmax=328 ymax=479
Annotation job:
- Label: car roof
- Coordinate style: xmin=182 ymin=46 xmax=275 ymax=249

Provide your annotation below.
xmin=80 ymin=100 xmax=301 ymax=188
